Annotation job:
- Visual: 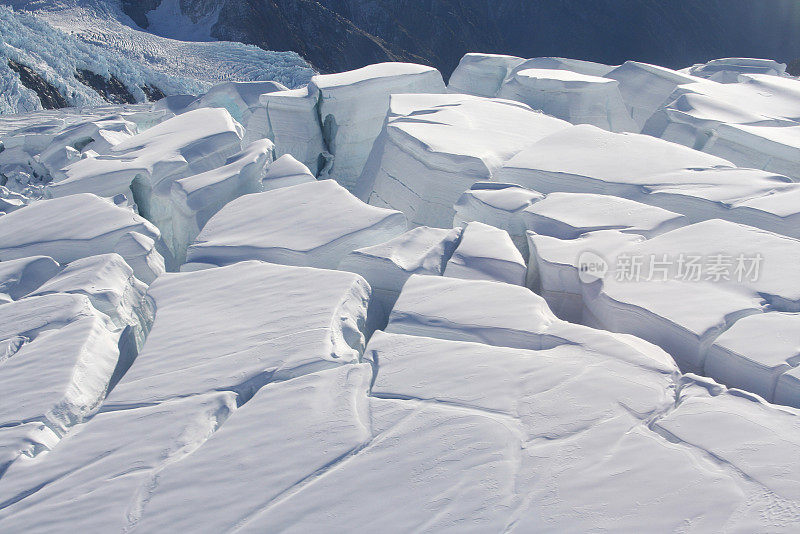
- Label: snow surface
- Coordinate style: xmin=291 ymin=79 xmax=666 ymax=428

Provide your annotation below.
xmin=584 ymin=220 xmax=800 ymax=388
xmin=443 ymin=221 xmax=526 ymax=285
xmin=528 ymin=229 xmax=645 ymax=323
xmin=187 ymin=179 xmax=407 ymax=269
xmin=169 ymin=139 xmax=274 ymax=263
xmin=636 ymin=63 xmax=800 ymax=181
xmin=497 ymin=68 xmax=636 ymax=132
xmin=0 ymin=194 xmax=162 ymax=281
xmin=1 ymin=52 xmax=800 ymax=531
xmin=104 ymin=260 xmax=373 ymax=407
xmin=310 ymin=62 xmax=446 ymax=189
xmin=252 ymin=62 xmax=446 ymax=188
xmin=261 ymin=153 xmax=315 ymax=191
xmin=338 ymin=225 xmax=462 ymax=319
xmin=355 ymin=93 xmax=570 ymax=227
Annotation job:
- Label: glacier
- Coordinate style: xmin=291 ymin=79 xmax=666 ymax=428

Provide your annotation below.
xmin=0 ymin=50 xmax=799 ymax=533
xmin=0 ymin=2 xmax=314 ymax=114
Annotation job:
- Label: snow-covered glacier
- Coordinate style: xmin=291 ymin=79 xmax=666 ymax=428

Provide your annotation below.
xmin=1 ymin=48 xmax=800 ymax=533
xmin=0 ymin=2 xmax=314 ymax=114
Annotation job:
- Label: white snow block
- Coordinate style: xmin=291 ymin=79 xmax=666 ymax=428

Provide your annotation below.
xmin=355 ymin=93 xmax=570 ymax=227
xmin=638 ymin=167 xmax=800 ymax=239
xmin=527 ymin=230 xmax=644 ymax=322
xmin=0 ymin=119 xmax=64 ymax=154
xmin=490 ymin=126 xmax=800 ymax=240
xmin=688 ymin=58 xmax=788 ymax=83
xmin=642 ymin=74 xmax=800 ymax=180
xmin=643 ymin=78 xmax=800 ymax=149
xmin=520 ymin=191 xmax=686 ymax=239
xmin=586 ymin=276 xmax=764 ymax=375
xmin=360 ymin=331 xmax=763 ymax=532
xmin=447 ymin=52 xmax=525 ymax=97
xmin=653 ymin=376 xmax=800 ymax=509
xmin=387 ymin=274 xmax=560 ymax=349
xmin=775 ymin=367 xmax=800 ymax=409
xmin=48 ymin=108 xmax=244 ymax=202
xmin=387 ymin=273 xmax=677 ymax=372
xmin=506 ymin=57 xmax=616 ymax=79
xmin=104 ymin=261 xmax=372 ymax=406
xmin=28 ymin=253 xmax=153 ymax=349
xmin=0 ymin=255 xmax=61 ymax=303
xmin=0 ymin=293 xmax=124 ymax=438
xmin=0 ymin=422 xmax=58 ymax=477
xmin=605 ymin=61 xmax=702 ymax=130
xmin=261 ymin=153 xmax=315 ymax=191
xmin=186 ymin=179 xmax=407 ymax=269
xmin=481 ymin=164 xmax=800 ymax=241
xmin=257 ymin=86 xmax=326 ymax=174
xmin=47 ymin=109 xmax=244 ymax=259
xmin=186 ymin=80 xmax=288 ymax=124
xmin=0 ymin=392 xmax=239 ymax=532
xmin=310 ymin=62 xmax=446 ymax=189
xmin=444 ymin=221 xmax=526 ymax=285
xmin=705 ymin=313 xmax=800 ymax=404
xmin=584 ymin=220 xmax=800 ymax=375
xmin=496 ymin=124 xmax=732 ymax=196
xmin=0 ymin=194 xmax=162 ymax=279
xmin=704 ymin=123 xmax=800 ymax=181
xmin=338 ymin=226 xmax=462 ymax=318
xmin=120 ymin=365 xmax=373 ymax=532
xmin=169 ymin=139 xmax=274 ymax=263
xmin=241 ymin=392 xmax=523 ymax=533
xmin=37 ymin=116 xmax=137 ymax=173
xmin=497 ymin=68 xmax=637 ymax=132
xmin=453 ymin=182 xmax=544 ymax=252
xmin=112 ymin=231 xmax=166 ymax=284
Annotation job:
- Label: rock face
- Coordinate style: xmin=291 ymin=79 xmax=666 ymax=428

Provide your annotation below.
xmin=6 ymin=60 xmax=68 ymax=110
xmin=74 ymin=70 xmax=137 ymax=105
xmin=122 ymin=0 xmax=800 ymax=77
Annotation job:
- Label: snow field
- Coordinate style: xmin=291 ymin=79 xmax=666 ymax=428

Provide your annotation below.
xmin=0 ymin=54 xmax=799 ymax=531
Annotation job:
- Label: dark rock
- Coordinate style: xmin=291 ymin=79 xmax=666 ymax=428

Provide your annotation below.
xmin=74 ymin=69 xmax=137 ymax=104
xmin=314 ymin=0 xmax=800 ymax=79
xmin=142 ymin=84 xmax=166 ymax=101
xmin=210 ymin=0 xmax=426 ymax=74
xmin=201 ymin=0 xmax=800 ymax=79
xmin=121 ymin=0 xmax=162 ymax=29
xmin=7 ymin=60 xmax=69 ymax=109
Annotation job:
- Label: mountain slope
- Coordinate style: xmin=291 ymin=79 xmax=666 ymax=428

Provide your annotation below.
xmin=0 ymin=0 xmax=314 ymax=113
xmin=119 ymin=0 xmax=800 ymax=77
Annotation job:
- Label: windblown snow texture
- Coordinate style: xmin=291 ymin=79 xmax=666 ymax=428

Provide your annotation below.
xmin=1 ymin=50 xmax=800 ymax=533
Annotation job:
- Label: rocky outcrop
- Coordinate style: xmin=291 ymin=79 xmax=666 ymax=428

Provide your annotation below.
xmin=211 ymin=0 xmax=422 ymax=73
xmin=74 ymin=69 xmax=137 ymax=105
xmin=125 ymin=0 xmax=800 ymax=78
xmin=121 ymin=0 xmax=162 ymax=29
xmin=7 ymin=60 xmax=68 ymax=109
